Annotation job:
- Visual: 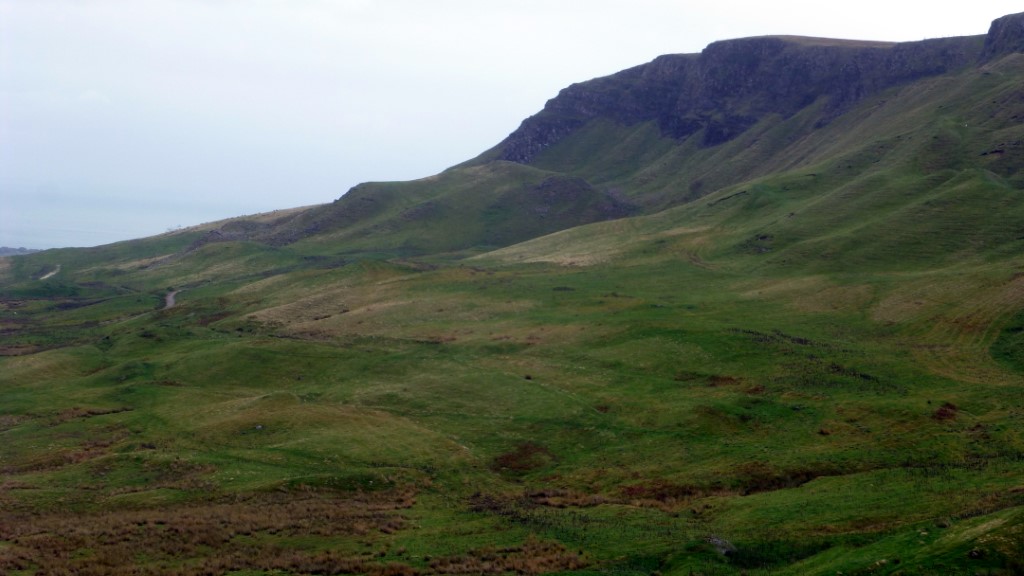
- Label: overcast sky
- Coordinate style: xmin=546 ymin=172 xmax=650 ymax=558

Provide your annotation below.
xmin=2 ymin=1 xmax=1021 ymax=248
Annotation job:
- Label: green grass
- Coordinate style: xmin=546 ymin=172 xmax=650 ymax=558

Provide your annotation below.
xmin=3 ymin=46 xmax=1024 ymax=576
xmin=5 ymin=238 xmax=1022 ymax=573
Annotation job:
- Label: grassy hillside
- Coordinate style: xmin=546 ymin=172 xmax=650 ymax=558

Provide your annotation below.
xmin=3 ymin=34 xmax=1024 ymax=576
xmin=248 ymin=162 xmax=632 ymax=258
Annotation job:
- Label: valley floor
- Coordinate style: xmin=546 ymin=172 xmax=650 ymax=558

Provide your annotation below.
xmin=2 ymin=236 xmax=1024 ymax=575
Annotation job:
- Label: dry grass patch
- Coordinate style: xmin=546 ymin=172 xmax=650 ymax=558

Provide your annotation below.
xmin=796 ymin=284 xmax=873 ymax=313
xmin=0 ymin=256 xmax=13 ymax=280
xmin=0 ymin=348 xmax=98 ymax=384
xmin=734 ymin=274 xmax=873 ymax=313
xmin=77 ymin=254 xmax=176 ymax=275
xmin=870 ymin=276 xmax=973 ymax=325
xmin=737 ymin=270 xmax=872 ymax=311
xmin=247 ymin=280 xmax=413 ymax=330
xmin=476 ymin=219 xmax=652 ymax=266
xmin=910 ymin=274 xmax=1024 ymax=384
xmin=284 ymin=294 xmax=539 ymax=343
xmin=178 ymin=399 xmax=475 ymax=481
xmin=228 ymin=272 xmax=297 ymax=296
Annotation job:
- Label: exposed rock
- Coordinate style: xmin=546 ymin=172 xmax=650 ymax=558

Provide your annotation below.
xmin=497 ymin=27 xmax=994 ymax=163
xmin=705 ymin=535 xmax=737 ymax=556
xmin=148 ymin=12 xmax=1024 ymax=258
xmin=981 ymin=12 xmax=1024 ymax=62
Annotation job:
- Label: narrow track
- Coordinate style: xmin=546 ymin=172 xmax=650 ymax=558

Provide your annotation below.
xmin=164 ymin=290 xmax=180 ymax=310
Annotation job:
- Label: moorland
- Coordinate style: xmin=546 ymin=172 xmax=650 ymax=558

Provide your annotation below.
xmin=3 ymin=12 xmax=1024 ymax=576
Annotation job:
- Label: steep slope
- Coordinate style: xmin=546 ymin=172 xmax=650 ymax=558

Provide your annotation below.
xmin=167 ymin=12 xmax=1023 ymax=257
xmin=485 ymin=50 xmax=1024 ymax=272
xmin=492 ymin=36 xmax=981 ymax=164
xmin=983 ymin=11 xmax=1024 ymax=61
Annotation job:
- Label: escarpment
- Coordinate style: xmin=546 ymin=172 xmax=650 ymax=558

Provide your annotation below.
xmin=495 ymin=19 xmax=1024 ymax=164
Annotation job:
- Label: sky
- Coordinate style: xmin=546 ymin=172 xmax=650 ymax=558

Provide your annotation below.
xmin=2 ymin=1 xmax=1022 ymax=249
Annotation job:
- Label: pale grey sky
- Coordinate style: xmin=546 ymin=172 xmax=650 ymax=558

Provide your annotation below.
xmin=2 ymin=1 xmax=1020 ymax=248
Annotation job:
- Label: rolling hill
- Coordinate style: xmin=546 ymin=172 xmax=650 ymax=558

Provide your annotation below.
xmin=2 ymin=12 xmax=1024 ymax=576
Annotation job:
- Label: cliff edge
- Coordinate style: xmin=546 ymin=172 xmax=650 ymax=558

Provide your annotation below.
xmin=495 ymin=14 xmax=1024 ymax=164
xmin=981 ymin=11 xmax=1024 ymax=62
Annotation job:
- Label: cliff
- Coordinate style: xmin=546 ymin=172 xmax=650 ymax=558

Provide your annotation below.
xmin=495 ymin=19 xmax=1024 ymax=163
xmin=173 ymin=13 xmax=1024 ymax=256
xmin=982 ymin=11 xmax=1024 ymax=61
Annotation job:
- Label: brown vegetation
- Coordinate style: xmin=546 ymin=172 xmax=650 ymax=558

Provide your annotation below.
xmin=732 ymin=461 xmax=839 ymax=495
xmin=0 ymin=489 xmax=417 ymax=575
xmin=490 ymin=442 xmax=556 ymax=474
xmin=51 ymin=405 xmax=134 ymax=424
xmin=0 ymin=485 xmax=587 ymax=575
xmin=619 ymin=480 xmax=700 ymax=503
xmin=933 ymin=402 xmax=959 ymax=421
xmin=526 ymin=488 xmax=607 ymax=508
xmin=428 ymin=535 xmax=587 ymax=574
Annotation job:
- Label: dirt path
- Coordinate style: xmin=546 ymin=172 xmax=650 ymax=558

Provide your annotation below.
xmin=164 ymin=290 xmax=180 ymax=310
xmin=39 ymin=264 xmax=61 ymax=280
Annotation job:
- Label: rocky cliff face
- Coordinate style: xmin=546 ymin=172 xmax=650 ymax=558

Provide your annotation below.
xmin=982 ymin=12 xmax=1024 ymax=62
xmin=496 ymin=14 xmax=1024 ymax=164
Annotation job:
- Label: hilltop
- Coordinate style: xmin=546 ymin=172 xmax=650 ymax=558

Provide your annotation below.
xmin=0 ymin=247 xmax=40 ymax=257
xmin=128 ymin=12 xmax=1023 ymax=259
xmin=2 ymin=12 xmax=1024 ymax=576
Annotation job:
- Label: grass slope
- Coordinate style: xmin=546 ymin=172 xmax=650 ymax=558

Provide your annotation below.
xmin=2 ymin=51 xmax=1024 ymax=576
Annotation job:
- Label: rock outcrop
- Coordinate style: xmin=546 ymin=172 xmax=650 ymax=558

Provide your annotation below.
xmin=981 ymin=12 xmax=1024 ymax=62
xmin=496 ymin=16 xmax=1024 ymax=164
